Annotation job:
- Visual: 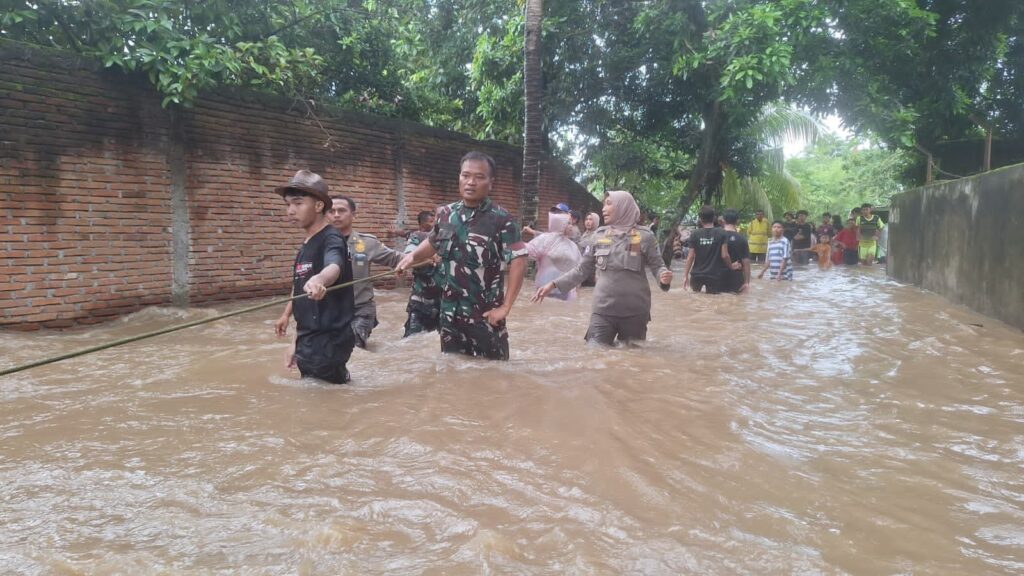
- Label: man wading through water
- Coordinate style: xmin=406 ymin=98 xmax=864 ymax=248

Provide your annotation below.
xmin=276 ymin=195 xmax=402 ymax=349
xmin=273 ymin=170 xmax=355 ymax=384
xmin=403 ymin=210 xmax=444 ymax=336
xmin=396 ymin=151 xmax=528 ymax=360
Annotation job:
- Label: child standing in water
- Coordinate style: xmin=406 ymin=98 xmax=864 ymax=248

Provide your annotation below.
xmin=794 ymin=233 xmax=833 ymax=270
xmin=758 ymin=221 xmax=792 ymax=281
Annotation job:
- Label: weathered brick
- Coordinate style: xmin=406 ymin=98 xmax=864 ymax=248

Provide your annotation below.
xmin=1 ymin=44 xmax=598 ymax=330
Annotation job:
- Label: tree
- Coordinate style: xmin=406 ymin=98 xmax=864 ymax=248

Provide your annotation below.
xmin=801 ymin=0 xmax=1024 ymax=148
xmin=786 ymin=135 xmax=912 ymax=215
xmin=1 ymin=0 xmax=328 ymax=107
xmin=520 ymin=0 xmax=542 ymax=226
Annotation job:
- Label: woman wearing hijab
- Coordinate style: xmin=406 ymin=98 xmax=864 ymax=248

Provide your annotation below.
xmin=525 ymin=209 xmax=583 ymax=301
xmin=533 ymin=190 xmax=672 ymax=345
xmin=579 ymin=212 xmax=601 ymax=254
xmin=577 ymin=211 xmax=601 ymax=287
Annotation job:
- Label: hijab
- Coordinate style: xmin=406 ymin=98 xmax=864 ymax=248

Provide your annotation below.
xmin=605 ymin=190 xmax=641 ymax=236
xmin=547 ymin=212 xmax=571 ymax=235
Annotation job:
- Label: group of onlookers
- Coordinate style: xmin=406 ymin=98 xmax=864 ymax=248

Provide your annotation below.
xmin=737 ymin=203 xmax=887 ymax=281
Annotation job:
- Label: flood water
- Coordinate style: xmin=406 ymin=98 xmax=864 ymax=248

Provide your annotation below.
xmin=2 ymin=265 xmax=1023 ymax=574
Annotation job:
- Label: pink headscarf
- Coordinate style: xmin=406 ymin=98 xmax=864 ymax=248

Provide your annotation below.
xmin=605 ymin=190 xmax=641 ymax=236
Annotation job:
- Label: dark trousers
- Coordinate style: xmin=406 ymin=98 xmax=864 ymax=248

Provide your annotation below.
xmin=295 ymin=329 xmax=355 ymax=384
xmin=690 ymin=274 xmax=724 ymax=294
xmin=584 ymin=313 xmax=648 ymax=345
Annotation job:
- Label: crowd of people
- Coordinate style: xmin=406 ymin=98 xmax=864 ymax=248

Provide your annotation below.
xmin=744 ymin=205 xmax=888 ymax=275
xmin=273 ymin=151 xmax=887 ymax=383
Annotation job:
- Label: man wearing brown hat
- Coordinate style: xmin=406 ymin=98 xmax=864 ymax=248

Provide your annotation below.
xmin=272 ymin=169 xmax=356 ymax=384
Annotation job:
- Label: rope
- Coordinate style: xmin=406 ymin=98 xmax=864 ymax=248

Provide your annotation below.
xmin=0 ymin=262 xmax=431 ymax=377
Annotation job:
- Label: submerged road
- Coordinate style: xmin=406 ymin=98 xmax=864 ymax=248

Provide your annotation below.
xmin=1 ymin=265 xmax=1022 ymax=574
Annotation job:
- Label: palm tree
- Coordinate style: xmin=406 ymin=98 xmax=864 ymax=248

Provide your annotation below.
xmin=719 ymin=104 xmax=825 ymax=220
xmin=660 ymin=103 xmax=823 ymax=263
xmin=520 ymin=0 xmax=543 ymax=226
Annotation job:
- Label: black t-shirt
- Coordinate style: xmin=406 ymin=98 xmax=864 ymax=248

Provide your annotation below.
xmin=793 ymin=222 xmax=813 ymax=249
xmin=724 ymin=230 xmax=750 ymax=263
xmin=292 ymin=225 xmax=354 ymax=337
xmin=724 ymin=230 xmax=749 ymax=289
xmin=783 ymin=220 xmax=798 ymax=242
xmin=686 ymin=226 xmax=728 ymax=278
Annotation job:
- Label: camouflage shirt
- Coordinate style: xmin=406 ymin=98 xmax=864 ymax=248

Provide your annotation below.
xmin=405 ymin=231 xmax=444 ymax=303
xmin=428 ymin=198 xmax=528 ymax=321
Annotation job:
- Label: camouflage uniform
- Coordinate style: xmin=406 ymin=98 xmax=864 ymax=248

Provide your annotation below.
xmin=403 ymin=231 xmax=444 ymax=336
xmin=347 ymin=230 xmax=402 ymax=348
xmin=428 ymin=198 xmax=528 ymax=360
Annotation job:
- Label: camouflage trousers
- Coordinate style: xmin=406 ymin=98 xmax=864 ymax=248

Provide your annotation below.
xmin=404 ymin=297 xmax=441 ymax=337
xmin=439 ymin=314 xmax=509 ymax=360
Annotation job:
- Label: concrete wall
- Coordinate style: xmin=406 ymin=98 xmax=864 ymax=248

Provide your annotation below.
xmin=0 ymin=40 xmax=599 ymax=329
xmin=889 ymin=163 xmax=1024 ymax=330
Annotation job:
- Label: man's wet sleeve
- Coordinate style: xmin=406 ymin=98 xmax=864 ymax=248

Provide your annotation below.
xmin=500 ymin=217 xmax=528 ymax=262
xmin=369 ymin=236 xmax=402 ymax=268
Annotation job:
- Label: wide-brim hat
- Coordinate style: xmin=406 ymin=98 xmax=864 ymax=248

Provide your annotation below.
xmin=274 ymin=169 xmax=331 ymax=210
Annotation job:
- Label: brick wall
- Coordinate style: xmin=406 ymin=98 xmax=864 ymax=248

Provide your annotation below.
xmin=0 ymin=40 xmax=599 ymax=330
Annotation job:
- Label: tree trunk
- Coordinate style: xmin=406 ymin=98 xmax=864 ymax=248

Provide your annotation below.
xmin=520 ymin=0 xmax=543 ymax=227
xmin=661 ymin=100 xmax=727 ymax=265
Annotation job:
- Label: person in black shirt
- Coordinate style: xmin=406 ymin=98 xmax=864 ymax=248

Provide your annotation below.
xmin=273 ymin=170 xmax=356 ymax=384
xmin=782 ymin=211 xmax=798 ymax=243
xmin=792 ymin=209 xmax=814 ymax=265
xmin=721 ymin=209 xmax=751 ymax=293
xmin=683 ymin=205 xmax=735 ymax=294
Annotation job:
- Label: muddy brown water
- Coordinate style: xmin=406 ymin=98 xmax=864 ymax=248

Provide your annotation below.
xmin=2 ymin=266 xmax=1023 ymax=574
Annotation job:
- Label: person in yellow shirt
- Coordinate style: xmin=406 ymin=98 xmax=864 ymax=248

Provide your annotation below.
xmin=747 ymin=209 xmax=769 ymax=263
xmin=856 ymin=202 xmax=885 ymax=265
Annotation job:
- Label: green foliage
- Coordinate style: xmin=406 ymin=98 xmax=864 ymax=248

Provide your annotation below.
xmin=805 ymin=0 xmax=1024 ymax=148
xmin=786 ymin=135 xmax=912 ymax=215
xmin=581 ymin=132 xmax=693 ymax=214
xmin=1 ymin=0 xmax=1018 ymax=203
xmin=2 ymin=0 xmax=326 ymax=107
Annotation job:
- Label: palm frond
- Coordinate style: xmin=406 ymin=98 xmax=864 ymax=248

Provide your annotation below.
xmin=747 ymin=103 xmax=827 ymax=151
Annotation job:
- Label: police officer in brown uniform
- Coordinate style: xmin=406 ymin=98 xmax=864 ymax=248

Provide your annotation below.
xmin=327 ymin=195 xmax=402 ymax=348
xmin=533 ymin=190 xmax=672 ymax=345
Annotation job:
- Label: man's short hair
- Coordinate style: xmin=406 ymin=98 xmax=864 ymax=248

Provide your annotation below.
xmin=460 ymin=151 xmax=496 ymax=178
xmin=284 ymin=190 xmax=328 ymax=214
xmin=772 ymin=220 xmax=784 ymax=227
xmin=861 ymin=202 xmax=872 ymax=209
xmin=823 ymin=212 xmax=831 ymax=218
xmin=723 ymin=209 xmax=739 ymax=225
xmin=755 ymin=208 xmax=764 ymax=214
xmin=332 ymin=195 xmax=356 ymax=211
xmin=417 ymin=210 xmax=434 ymax=225
xmin=796 ymin=209 xmax=808 ymax=217
xmin=698 ymin=205 xmax=716 ymax=224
